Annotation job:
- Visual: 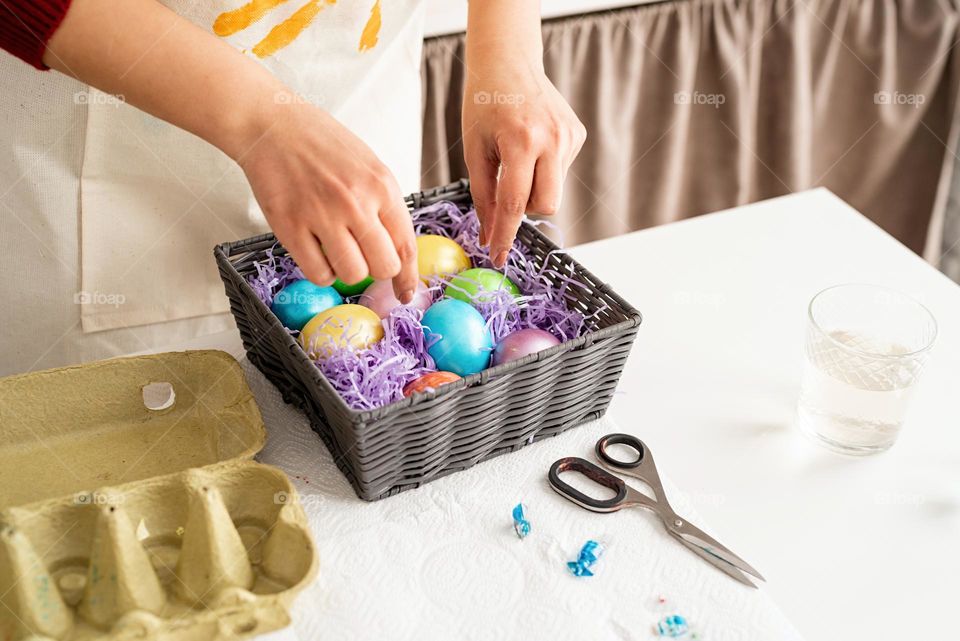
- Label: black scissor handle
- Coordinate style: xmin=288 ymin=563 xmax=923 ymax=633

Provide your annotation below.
xmin=596 ymin=433 xmax=645 ymax=470
xmin=548 ymin=457 xmax=627 ymax=512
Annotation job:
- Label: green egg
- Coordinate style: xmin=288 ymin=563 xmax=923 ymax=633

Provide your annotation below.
xmin=445 ymin=267 xmax=520 ymax=304
xmin=333 ymin=276 xmax=374 ymax=297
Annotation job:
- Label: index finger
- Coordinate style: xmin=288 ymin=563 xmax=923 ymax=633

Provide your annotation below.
xmin=464 ymin=144 xmax=499 ymax=248
xmin=379 ymin=197 xmax=419 ymax=303
xmin=489 ymin=150 xmax=536 ymax=267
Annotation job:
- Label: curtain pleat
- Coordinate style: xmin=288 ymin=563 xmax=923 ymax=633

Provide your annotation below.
xmin=421 ymin=0 xmax=960 ymax=255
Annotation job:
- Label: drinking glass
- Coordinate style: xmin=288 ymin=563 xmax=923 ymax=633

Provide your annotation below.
xmin=796 ymin=284 xmax=937 ymax=455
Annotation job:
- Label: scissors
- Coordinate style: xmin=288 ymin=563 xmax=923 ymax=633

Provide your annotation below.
xmin=548 ymin=433 xmax=765 ymax=588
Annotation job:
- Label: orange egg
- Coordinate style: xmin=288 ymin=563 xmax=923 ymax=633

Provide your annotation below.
xmin=402 ymin=371 xmax=462 ymax=397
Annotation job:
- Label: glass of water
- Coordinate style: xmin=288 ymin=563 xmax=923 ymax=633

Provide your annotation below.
xmin=796 ymin=284 xmax=937 ymax=455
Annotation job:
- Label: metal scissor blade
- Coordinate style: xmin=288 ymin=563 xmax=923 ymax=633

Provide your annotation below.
xmin=671 ymin=519 xmax=765 ymax=582
xmin=672 ymin=531 xmax=758 ymax=588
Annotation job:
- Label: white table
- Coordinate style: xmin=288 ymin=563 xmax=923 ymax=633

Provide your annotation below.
xmin=570 ymin=189 xmax=960 ymax=641
xmin=162 ymin=189 xmax=959 ymax=640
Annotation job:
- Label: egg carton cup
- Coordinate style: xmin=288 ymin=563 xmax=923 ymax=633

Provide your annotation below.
xmin=0 ymin=461 xmax=315 ymax=641
xmin=215 ymin=179 xmax=642 ymax=501
xmin=0 ymin=352 xmax=318 ymax=640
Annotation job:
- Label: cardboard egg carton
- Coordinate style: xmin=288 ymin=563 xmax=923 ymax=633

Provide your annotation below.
xmin=0 ymin=351 xmax=318 ymax=640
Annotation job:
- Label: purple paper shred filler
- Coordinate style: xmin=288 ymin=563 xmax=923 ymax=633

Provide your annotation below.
xmin=248 ymin=246 xmax=304 ymax=307
xmin=246 ymin=201 xmax=601 ymax=409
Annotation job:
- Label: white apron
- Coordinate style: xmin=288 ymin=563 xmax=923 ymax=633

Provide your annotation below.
xmin=0 ymin=0 xmax=425 ymax=375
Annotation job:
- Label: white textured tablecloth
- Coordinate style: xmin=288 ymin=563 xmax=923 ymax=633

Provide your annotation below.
xmin=232 ymin=356 xmax=804 ymax=641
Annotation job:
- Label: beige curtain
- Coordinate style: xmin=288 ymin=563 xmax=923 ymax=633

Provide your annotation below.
xmin=943 ymin=173 xmax=960 ymax=281
xmin=421 ymin=0 xmax=960 ymax=256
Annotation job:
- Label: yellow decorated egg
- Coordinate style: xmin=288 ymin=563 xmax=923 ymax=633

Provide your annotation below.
xmin=416 ymin=235 xmax=471 ymax=282
xmin=299 ymin=304 xmax=384 ymax=356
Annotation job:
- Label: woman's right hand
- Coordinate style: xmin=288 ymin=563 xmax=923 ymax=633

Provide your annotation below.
xmin=237 ymin=95 xmax=419 ymax=303
xmin=44 ymin=0 xmax=417 ymax=301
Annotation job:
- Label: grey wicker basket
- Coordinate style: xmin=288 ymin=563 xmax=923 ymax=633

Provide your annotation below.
xmin=214 ymin=179 xmax=641 ymax=500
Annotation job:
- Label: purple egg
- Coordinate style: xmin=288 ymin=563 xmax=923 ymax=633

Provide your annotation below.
xmin=358 ymin=279 xmax=432 ymax=319
xmin=492 ymin=328 xmax=561 ymax=366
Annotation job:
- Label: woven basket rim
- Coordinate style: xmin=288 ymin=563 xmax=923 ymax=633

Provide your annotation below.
xmin=213 ymin=181 xmax=642 ymax=425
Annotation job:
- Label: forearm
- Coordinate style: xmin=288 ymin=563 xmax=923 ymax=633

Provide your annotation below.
xmin=44 ymin=0 xmax=283 ymax=161
xmin=461 ymin=0 xmax=585 ymax=265
xmin=35 ymin=0 xmax=417 ymax=298
xmin=465 ymin=0 xmax=544 ymax=75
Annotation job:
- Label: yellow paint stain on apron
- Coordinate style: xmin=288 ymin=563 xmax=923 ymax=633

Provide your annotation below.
xmin=357 ymin=0 xmax=381 ymax=52
xmin=252 ymin=0 xmax=335 ymax=58
xmin=213 ymin=0 xmax=289 ymax=37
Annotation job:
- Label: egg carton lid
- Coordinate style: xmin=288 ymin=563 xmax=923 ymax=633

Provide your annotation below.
xmin=0 ymin=350 xmax=266 ymax=510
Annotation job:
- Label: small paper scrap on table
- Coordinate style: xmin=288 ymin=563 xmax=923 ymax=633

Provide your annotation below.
xmin=512 ymin=503 xmax=531 ymax=539
xmin=567 ymin=540 xmax=604 ymax=577
xmin=656 ymin=614 xmax=690 ymax=638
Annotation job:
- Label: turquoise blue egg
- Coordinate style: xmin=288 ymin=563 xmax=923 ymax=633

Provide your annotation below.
xmin=421 ymin=299 xmax=492 ymax=376
xmin=271 ymin=279 xmax=343 ymax=331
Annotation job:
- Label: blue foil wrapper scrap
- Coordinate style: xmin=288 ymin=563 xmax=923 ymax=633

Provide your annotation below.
xmin=512 ymin=503 xmax=531 ymax=539
xmin=656 ymin=614 xmax=690 ymax=638
xmin=567 ymin=539 xmax=604 ymax=577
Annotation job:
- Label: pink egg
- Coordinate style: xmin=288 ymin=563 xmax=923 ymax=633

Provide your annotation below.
xmin=492 ymin=328 xmax=562 ymax=366
xmin=358 ymin=279 xmax=432 ymax=319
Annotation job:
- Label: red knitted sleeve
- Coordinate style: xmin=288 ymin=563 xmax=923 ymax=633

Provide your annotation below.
xmin=0 ymin=0 xmax=74 ymax=70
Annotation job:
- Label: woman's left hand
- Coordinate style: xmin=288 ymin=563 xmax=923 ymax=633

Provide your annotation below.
xmin=462 ymin=38 xmax=586 ymax=268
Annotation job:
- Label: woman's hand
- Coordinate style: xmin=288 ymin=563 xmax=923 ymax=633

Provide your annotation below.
xmin=238 ymin=97 xmax=418 ymax=301
xmin=45 ymin=0 xmax=418 ymax=302
xmin=462 ymin=0 xmax=586 ymax=268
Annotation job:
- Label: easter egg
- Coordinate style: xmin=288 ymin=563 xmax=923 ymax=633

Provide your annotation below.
xmin=421 ymin=299 xmax=492 ymax=376
xmin=402 ymin=371 xmax=462 ymax=397
xmin=416 ymin=235 xmax=471 ymax=282
xmin=358 ymin=279 xmax=433 ymax=319
xmin=492 ymin=328 xmax=561 ymax=366
xmin=270 ymin=280 xmax=343 ymax=331
xmin=300 ymin=304 xmax=384 ymax=356
xmin=332 ymin=276 xmax=374 ymax=297
xmin=446 ymin=267 xmax=520 ymax=304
